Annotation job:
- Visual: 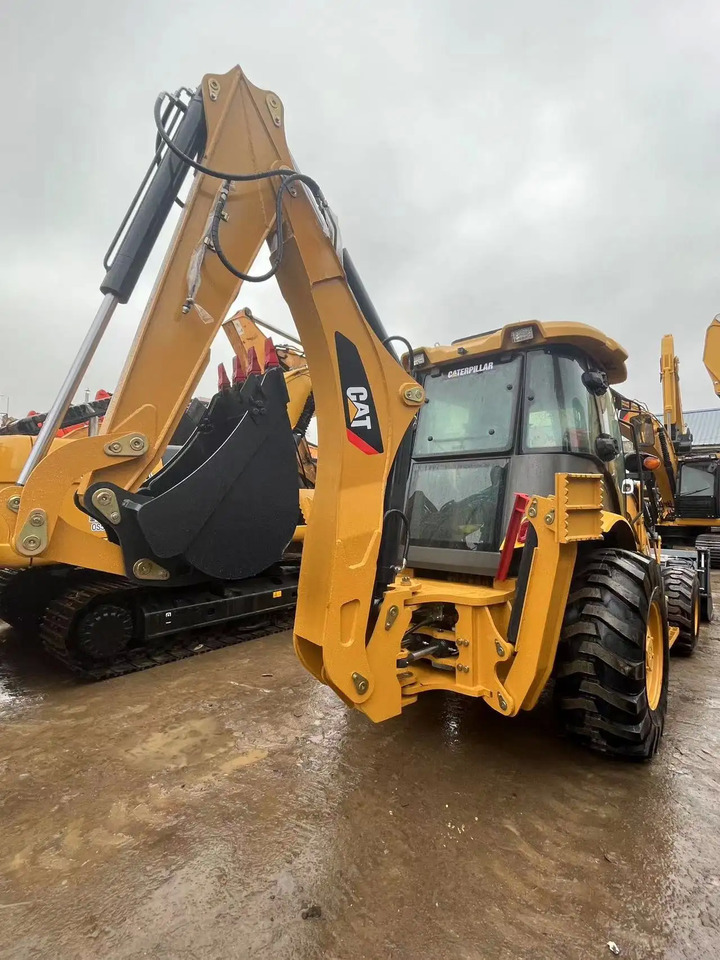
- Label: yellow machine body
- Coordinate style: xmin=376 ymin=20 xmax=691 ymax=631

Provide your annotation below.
xmin=2 ymin=65 xmax=680 ymax=757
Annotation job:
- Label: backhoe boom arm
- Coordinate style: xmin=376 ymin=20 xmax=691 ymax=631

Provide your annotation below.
xmin=5 ymin=67 xmax=421 ymax=706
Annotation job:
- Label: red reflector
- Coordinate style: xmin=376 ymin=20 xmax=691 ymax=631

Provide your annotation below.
xmin=517 ymin=519 xmax=529 ymax=544
xmin=497 ymin=493 xmax=531 ymax=582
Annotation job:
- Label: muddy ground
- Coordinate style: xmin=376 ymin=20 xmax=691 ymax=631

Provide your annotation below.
xmin=0 ymin=584 xmax=718 ymax=960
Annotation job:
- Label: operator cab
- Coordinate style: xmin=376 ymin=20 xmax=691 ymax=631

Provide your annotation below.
xmin=404 ymin=322 xmax=628 ymax=577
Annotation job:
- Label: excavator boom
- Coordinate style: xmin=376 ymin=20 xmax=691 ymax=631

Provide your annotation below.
xmin=660 ymin=333 xmax=692 ymax=451
xmin=703 ymin=316 xmax=720 ymax=397
xmin=2 ymin=67 xmax=420 ymax=705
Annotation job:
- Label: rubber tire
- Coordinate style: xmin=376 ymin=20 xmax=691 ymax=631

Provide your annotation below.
xmin=701 ymin=586 xmax=713 ymax=624
xmin=696 ymin=533 xmax=720 ymax=569
xmin=555 ymin=548 xmax=669 ymax=761
xmin=662 ymin=562 xmax=700 ymax=657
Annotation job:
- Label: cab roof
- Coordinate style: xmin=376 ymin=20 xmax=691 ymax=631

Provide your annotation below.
xmin=412 ymin=320 xmax=628 ymax=384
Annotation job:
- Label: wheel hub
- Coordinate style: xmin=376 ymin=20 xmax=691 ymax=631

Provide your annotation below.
xmin=645 ymin=600 xmax=663 ymax=711
xmin=74 ymin=603 xmax=133 ymax=663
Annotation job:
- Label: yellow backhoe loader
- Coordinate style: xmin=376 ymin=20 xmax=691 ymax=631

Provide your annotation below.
xmin=0 ymin=65 xmax=701 ymax=758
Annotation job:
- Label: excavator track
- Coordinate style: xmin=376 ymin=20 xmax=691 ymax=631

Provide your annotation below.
xmin=37 ymin=574 xmax=296 ymax=681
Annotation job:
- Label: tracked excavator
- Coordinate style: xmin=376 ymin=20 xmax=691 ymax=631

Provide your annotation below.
xmin=651 ymin=332 xmax=720 ymax=569
xmin=0 ymin=392 xmax=114 ymax=440
xmin=0 ymin=303 xmax=315 ymax=677
xmin=1 ymin=65 xmax=703 ymax=758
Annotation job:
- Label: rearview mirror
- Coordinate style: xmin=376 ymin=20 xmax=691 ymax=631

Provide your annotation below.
xmin=582 ymin=369 xmax=609 ymax=396
xmin=595 ymin=433 xmax=619 ymax=462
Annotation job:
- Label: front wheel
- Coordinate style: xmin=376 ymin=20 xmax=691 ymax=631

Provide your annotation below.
xmin=555 ymin=549 xmax=669 ymax=761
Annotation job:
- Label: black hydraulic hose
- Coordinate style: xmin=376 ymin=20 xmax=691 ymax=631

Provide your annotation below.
xmin=154 ymin=93 xmax=294 ymax=183
xmin=383 ymin=508 xmax=411 ymax=565
xmin=154 ymin=93 xmax=325 ymax=202
xmin=658 ymin=426 xmax=677 ymax=491
xmin=208 ymin=173 xmax=324 ymax=283
xmin=293 ymin=393 xmax=315 ymax=439
xmin=383 ymin=336 xmax=414 ymax=372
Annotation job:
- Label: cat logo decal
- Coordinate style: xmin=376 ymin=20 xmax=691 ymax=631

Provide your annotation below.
xmin=335 ymin=332 xmax=384 ymax=455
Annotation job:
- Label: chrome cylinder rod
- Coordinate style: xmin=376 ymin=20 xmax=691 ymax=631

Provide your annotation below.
xmin=241 ymin=305 xmax=300 ymax=347
xmin=17 ymin=293 xmax=119 ymax=485
xmin=251 ymin=316 xmax=302 ymax=348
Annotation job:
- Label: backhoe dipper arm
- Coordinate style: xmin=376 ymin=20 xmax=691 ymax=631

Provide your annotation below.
xmin=8 ymin=67 xmax=421 ymax=703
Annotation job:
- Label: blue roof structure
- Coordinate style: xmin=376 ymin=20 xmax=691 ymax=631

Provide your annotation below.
xmin=684 ymin=409 xmax=720 ymax=448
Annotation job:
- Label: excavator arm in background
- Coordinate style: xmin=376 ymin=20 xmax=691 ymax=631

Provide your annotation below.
xmin=660 ymin=334 xmax=693 ymax=452
xmin=221 ymin=308 xmax=316 ymax=487
xmin=1 ymin=66 xmax=421 ymax=707
xmin=703 ymin=316 xmax=720 ymax=397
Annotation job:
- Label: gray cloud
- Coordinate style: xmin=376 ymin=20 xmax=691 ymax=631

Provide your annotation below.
xmin=1 ymin=0 xmax=718 ymax=422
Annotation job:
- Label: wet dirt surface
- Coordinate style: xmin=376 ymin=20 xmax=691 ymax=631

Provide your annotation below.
xmin=0 ymin=587 xmax=718 ymax=959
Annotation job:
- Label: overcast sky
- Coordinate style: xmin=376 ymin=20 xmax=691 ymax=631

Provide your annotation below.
xmin=1 ymin=0 xmax=718 ymax=422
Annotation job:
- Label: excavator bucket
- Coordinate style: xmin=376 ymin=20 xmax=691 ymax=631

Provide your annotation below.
xmin=84 ymin=363 xmax=299 ymax=584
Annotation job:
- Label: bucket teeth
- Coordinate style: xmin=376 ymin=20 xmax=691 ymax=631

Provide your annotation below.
xmin=217 ymin=362 xmax=231 ymax=392
xmin=232 ymin=355 xmax=247 ymax=388
xmin=264 ymin=339 xmax=280 ymax=369
xmin=246 ymin=346 xmax=262 ymax=376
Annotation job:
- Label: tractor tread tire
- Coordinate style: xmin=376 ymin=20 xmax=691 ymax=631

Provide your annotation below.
xmin=662 ymin=563 xmax=699 ymax=657
xmin=555 ymin=548 xmax=668 ymax=761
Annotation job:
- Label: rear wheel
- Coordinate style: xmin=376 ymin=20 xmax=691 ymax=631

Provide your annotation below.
xmin=701 ymin=581 xmax=714 ymax=623
xmin=662 ymin=562 xmax=700 ymax=657
xmin=555 ymin=549 xmax=669 ymax=760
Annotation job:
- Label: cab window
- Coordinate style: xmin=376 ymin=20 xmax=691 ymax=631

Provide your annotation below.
xmin=522 ymin=351 xmax=601 ymax=454
xmin=406 ymin=459 xmax=507 ymax=552
xmin=679 ymin=463 xmax=716 ymax=498
xmin=413 ymin=356 xmax=521 ymax=457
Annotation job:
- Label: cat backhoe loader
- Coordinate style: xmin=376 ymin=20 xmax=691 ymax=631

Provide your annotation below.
xmin=2 ymin=65 xmax=697 ymax=758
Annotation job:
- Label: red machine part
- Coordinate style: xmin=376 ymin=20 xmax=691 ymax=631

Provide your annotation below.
xmin=496 ymin=493 xmax=532 ymax=582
